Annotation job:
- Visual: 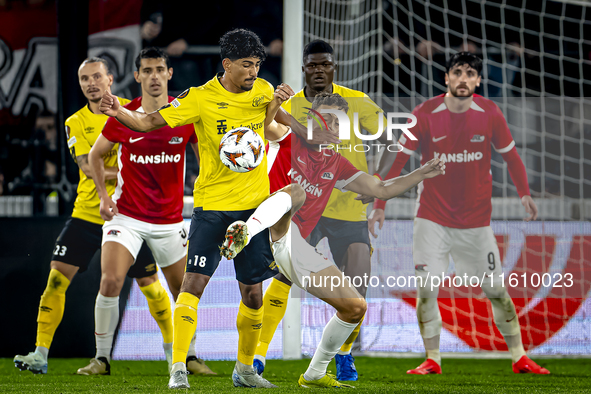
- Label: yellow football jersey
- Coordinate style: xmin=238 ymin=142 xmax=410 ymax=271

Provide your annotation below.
xmin=159 ymin=74 xmax=273 ymax=211
xmin=282 ymin=83 xmax=386 ymax=222
xmin=65 ymin=97 xmax=129 ymax=225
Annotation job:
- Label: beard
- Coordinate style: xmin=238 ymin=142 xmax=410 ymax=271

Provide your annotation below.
xmin=449 ymin=84 xmax=474 ymax=97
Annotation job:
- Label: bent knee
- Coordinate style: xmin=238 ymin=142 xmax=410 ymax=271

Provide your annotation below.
xmin=100 ymin=274 xmax=125 ymax=296
xmin=349 ymin=298 xmax=367 ymax=322
xmin=289 ymin=183 xmax=306 ymax=211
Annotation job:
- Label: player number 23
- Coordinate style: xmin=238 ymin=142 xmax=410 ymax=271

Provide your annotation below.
xmin=194 ymin=255 xmax=207 ymax=267
xmin=54 ymin=245 xmax=67 ymax=256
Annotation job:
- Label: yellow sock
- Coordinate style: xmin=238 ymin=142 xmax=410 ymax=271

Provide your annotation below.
xmin=255 ymin=279 xmax=291 ymax=358
xmin=140 ymin=280 xmax=173 ymax=344
xmin=236 ymin=301 xmax=264 ymax=365
xmin=339 ymin=315 xmax=365 ymax=354
xmin=172 ymin=292 xmax=199 ymax=365
xmin=36 ymin=269 xmax=70 ymax=349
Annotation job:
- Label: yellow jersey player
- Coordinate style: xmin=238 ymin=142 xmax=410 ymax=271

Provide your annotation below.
xmin=253 ymin=39 xmax=388 ymax=381
xmin=99 ymin=29 xmax=312 ymax=389
xmin=13 ymin=57 xmax=171 ymax=375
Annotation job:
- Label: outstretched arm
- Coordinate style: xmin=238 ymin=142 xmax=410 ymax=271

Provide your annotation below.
xmin=100 ymin=89 xmax=167 ymax=132
xmin=88 ymin=134 xmax=118 ymax=221
xmin=344 ymin=158 xmax=445 ymax=200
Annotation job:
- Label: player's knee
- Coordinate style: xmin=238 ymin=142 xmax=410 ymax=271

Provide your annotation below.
xmin=347 ymin=298 xmax=367 ymax=322
xmin=289 ymin=183 xmax=306 ymax=212
xmin=100 ymin=273 xmax=125 ymax=297
xmin=240 ymin=285 xmax=263 ymax=309
xmin=483 ymin=284 xmax=510 ymax=300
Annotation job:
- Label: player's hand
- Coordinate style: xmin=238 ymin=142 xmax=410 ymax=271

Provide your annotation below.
xmin=521 ymin=195 xmax=538 ymax=221
xmin=99 ymin=195 xmax=118 ymax=221
xmin=355 ymin=193 xmax=374 ymax=204
xmin=273 ymin=83 xmax=295 ymax=104
xmin=419 ymin=158 xmax=445 ymax=179
xmin=100 ymin=88 xmax=120 ymax=117
xmin=368 ymin=209 xmax=385 ymax=238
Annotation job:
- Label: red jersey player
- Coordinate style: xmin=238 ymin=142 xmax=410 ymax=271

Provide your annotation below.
xmin=368 ymin=52 xmax=548 ymax=375
xmin=84 ymin=48 xmax=214 ymax=377
xmin=220 ymin=92 xmax=445 ymax=388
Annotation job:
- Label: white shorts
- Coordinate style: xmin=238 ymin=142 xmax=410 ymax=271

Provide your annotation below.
xmin=413 ymin=218 xmax=503 ymax=286
xmin=102 ymin=214 xmax=188 ymax=268
xmin=271 ymin=221 xmax=334 ymax=289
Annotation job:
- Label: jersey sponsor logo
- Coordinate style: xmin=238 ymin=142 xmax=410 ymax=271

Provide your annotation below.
xmin=168 ymin=136 xmax=183 ymax=144
xmin=252 ymin=95 xmax=264 ymax=107
xmin=321 ymin=172 xmax=334 ymax=180
xmin=129 ymin=136 xmax=145 ymax=143
xmin=129 ymin=152 xmax=181 ymax=164
xmin=216 ymin=119 xmax=264 ymax=135
xmin=434 ymin=150 xmax=483 ymax=163
xmin=177 ymin=89 xmax=190 ymax=99
xmin=85 ymin=126 xmax=94 ymax=134
xmin=432 ymin=135 xmax=447 ymax=143
xmin=144 ymin=263 xmax=156 ymax=272
xmin=471 ymin=135 xmax=485 ymax=142
xmin=288 ymin=168 xmax=323 ymax=197
xmin=171 ymin=99 xmax=180 ymax=108
xmin=107 ymin=229 xmax=121 ymax=236
xmin=217 ymin=102 xmax=229 ymax=109
xmin=67 ymin=136 xmax=77 ymax=148
xmin=40 ymin=306 xmax=52 ymax=312
xmin=252 ymin=323 xmax=263 ymax=329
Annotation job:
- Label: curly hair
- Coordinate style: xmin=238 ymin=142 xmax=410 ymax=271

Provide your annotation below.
xmin=311 ymin=92 xmax=349 ymax=112
xmin=219 ymin=28 xmax=266 ymax=62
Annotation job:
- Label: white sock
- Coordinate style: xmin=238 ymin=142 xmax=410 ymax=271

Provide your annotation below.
xmin=254 ymin=354 xmax=266 ymax=366
xmin=424 ymin=335 xmax=441 ymax=365
xmin=337 ymin=349 xmax=351 ymax=356
xmin=35 ymin=346 xmax=49 ymax=361
xmin=163 ymin=342 xmax=173 ymax=351
xmin=187 ymin=333 xmax=196 ymax=358
xmin=245 ymin=192 xmax=292 ymax=243
xmin=304 ymin=315 xmax=358 ymax=381
xmin=505 ymin=334 xmax=527 ymax=363
xmin=171 ymin=361 xmax=186 ymax=374
xmin=94 ymin=293 xmax=119 ymax=362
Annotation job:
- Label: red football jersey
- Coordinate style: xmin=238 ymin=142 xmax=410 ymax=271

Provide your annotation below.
xmin=102 ymin=97 xmax=197 ymax=224
xmin=400 ymin=94 xmax=515 ymax=229
xmin=267 ymin=130 xmax=362 ymax=238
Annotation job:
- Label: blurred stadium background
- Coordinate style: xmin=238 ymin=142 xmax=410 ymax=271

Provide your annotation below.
xmin=0 ymin=0 xmax=589 ymax=362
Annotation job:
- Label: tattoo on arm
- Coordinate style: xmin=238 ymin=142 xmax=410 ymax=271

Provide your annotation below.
xmin=77 ymin=154 xmax=89 ymax=171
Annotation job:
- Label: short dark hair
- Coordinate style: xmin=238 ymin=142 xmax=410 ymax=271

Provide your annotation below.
xmin=219 ymin=29 xmax=266 ymax=62
xmin=311 ymin=92 xmax=349 ymax=112
xmin=446 ymin=52 xmax=483 ymax=76
xmin=303 ymin=40 xmax=334 ymax=60
xmin=135 ymin=47 xmax=171 ymax=71
xmin=81 ymin=57 xmax=111 ymax=75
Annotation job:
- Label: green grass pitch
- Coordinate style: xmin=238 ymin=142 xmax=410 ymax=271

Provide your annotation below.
xmin=2 ymin=357 xmax=590 ymax=393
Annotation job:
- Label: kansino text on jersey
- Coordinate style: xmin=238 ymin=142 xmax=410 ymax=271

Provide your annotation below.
xmin=129 ymin=152 xmax=182 ymax=164
xmin=434 ymin=150 xmax=484 ymax=163
xmin=319 ymin=142 xmax=403 ymax=153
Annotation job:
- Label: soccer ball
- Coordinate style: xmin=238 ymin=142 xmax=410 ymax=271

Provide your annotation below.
xmin=219 ymin=127 xmax=264 ymax=173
